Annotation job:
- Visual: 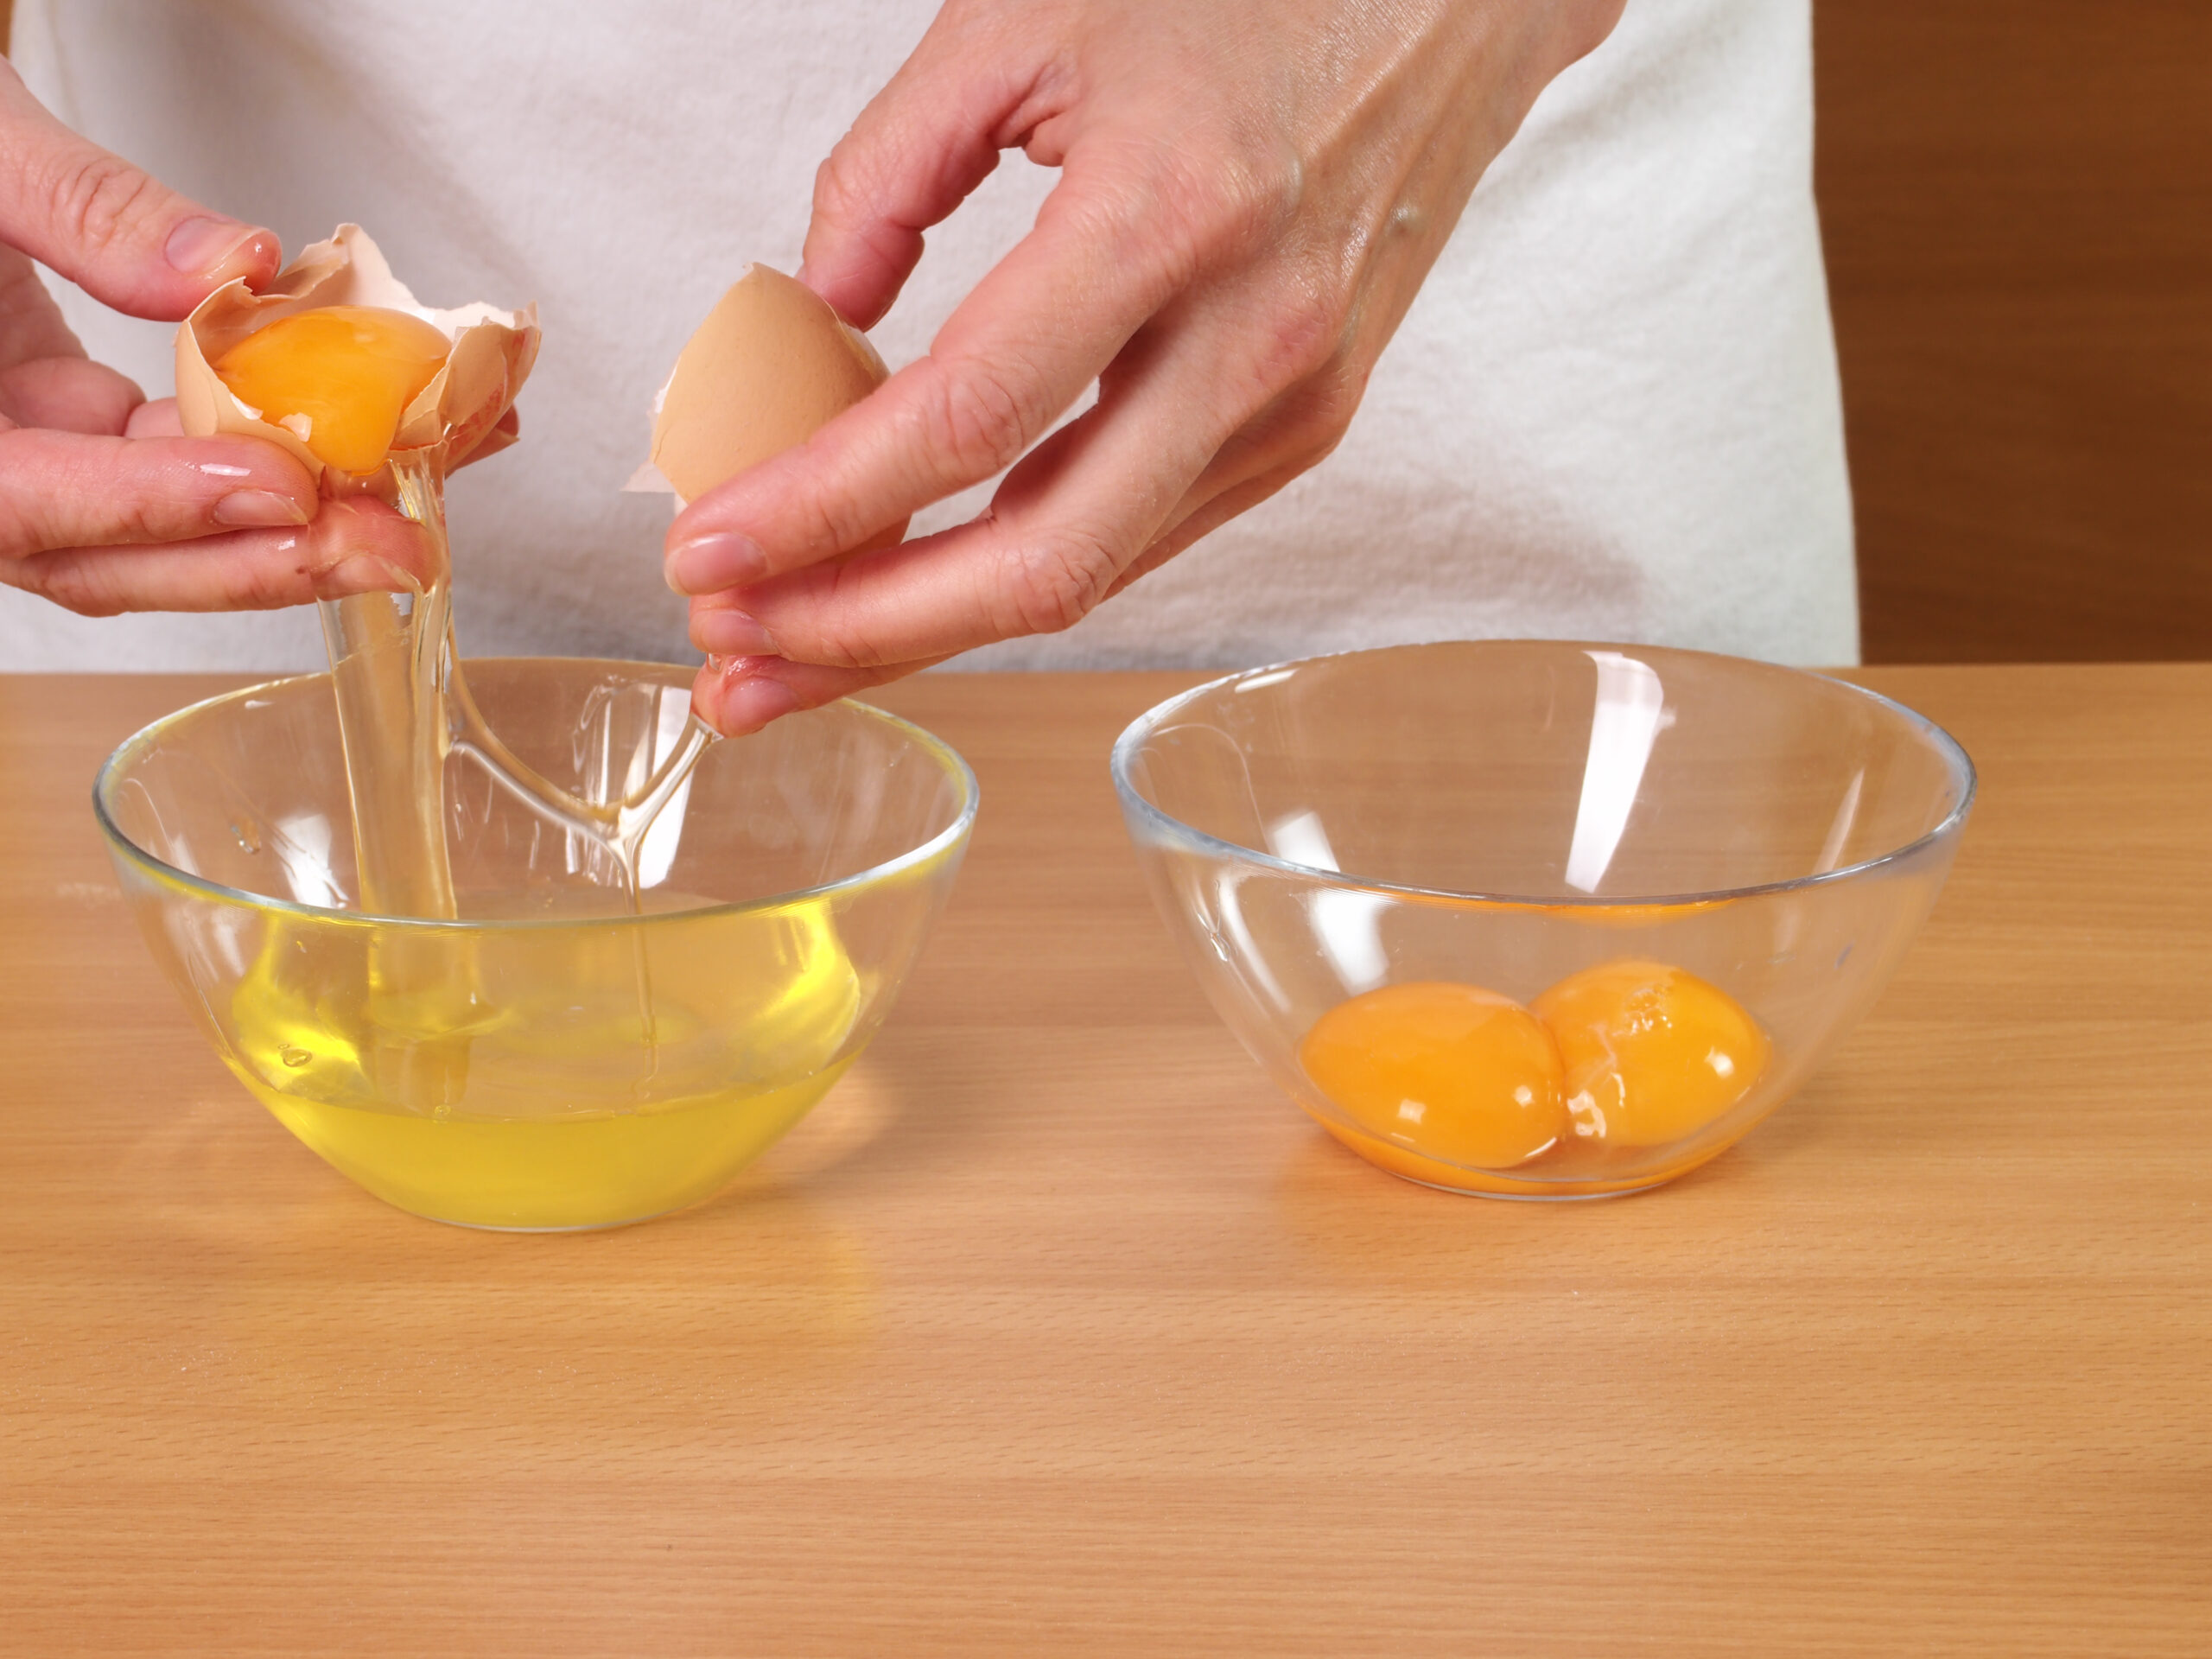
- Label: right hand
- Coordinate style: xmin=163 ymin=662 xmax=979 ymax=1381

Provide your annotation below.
xmin=667 ymin=0 xmax=1623 ymax=734
xmin=0 ymin=62 xmax=432 ymax=617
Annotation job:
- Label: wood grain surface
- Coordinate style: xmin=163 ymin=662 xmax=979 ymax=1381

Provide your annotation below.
xmin=1818 ymin=0 xmax=2212 ymax=663
xmin=2 ymin=665 xmax=2207 ymax=1655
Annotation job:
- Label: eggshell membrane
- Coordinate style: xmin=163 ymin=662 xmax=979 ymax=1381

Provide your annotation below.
xmin=639 ymin=265 xmax=906 ymax=550
xmin=175 ymin=224 xmax=538 ymax=481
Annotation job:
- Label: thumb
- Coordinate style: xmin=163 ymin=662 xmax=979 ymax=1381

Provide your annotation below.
xmin=0 ymin=61 xmax=280 ymax=320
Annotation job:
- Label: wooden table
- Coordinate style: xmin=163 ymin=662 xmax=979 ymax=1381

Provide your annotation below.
xmin=3 ymin=664 xmax=2206 ymax=1655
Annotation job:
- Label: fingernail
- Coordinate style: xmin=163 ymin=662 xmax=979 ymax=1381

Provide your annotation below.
xmin=692 ymin=607 xmax=776 ymax=656
xmin=712 ymin=671 xmax=800 ymax=735
xmin=323 ymin=555 xmax=416 ymax=595
xmin=213 ymin=489 xmax=311 ymax=527
xmin=666 ymin=531 xmax=766 ymax=595
xmin=166 ymin=216 xmax=272 ymax=282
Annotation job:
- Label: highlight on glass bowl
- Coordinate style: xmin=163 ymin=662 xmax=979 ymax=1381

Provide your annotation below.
xmin=1112 ymin=640 xmax=1975 ymax=1198
xmin=95 ymin=659 xmax=976 ymax=1230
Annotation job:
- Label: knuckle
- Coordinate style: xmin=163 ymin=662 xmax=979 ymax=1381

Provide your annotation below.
xmin=1236 ymin=253 xmax=1359 ymax=393
xmin=1306 ymin=354 xmax=1372 ymax=437
xmin=923 ymin=361 xmax=1039 ymax=481
xmin=1058 ymin=129 xmax=1300 ymax=305
xmin=45 ymin=149 xmax=160 ymax=254
xmin=1150 ymin=136 xmax=1302 ymax=277
xmin=1287 ymin=355 xmax=1368 ymax=445
xmin=1568 ymin=0 xmax=1630 ymax=60
xmin=806 ymin=568 xmax=887 ymax=670
xmin=810 ymin=142 xmax=871 ymax=232
xmin=25 ymin=552 xmax=124 ymax=617
xmin=995 ymin=526 xmax=1117 ymax=638
xmin=0 ymin=434 xmax=118 ymax=555
xmin=763 ymin=559 xmax=887 ymax=672
xmin=110 ymin=496 xmax=168 ymax=546
xmin=784 ymin=487 xmax=859 ymax=564
xmin=56 ymin=475 xmax=168 ymax=550
xmin=1285 ymin=419 xmax=1349 ymax=477
xmin=1233 ymin=305 xmax=1363 ymax=443
xmin=203 ymin=535 xmax=303 ymax=611
xmin=809 ymin=621 xmax=878 ymax=672
xmin=1247 ymin=363 xmax=1367 ymax=479
xmin=1198 ymin=145 xmax=1302 ymax=264
xmin=0 ymin=461 xmax=31 ymax=565
xmin=226 ymin=553 xmax=302 ymax=612
xmin=1270 ymin=290 xmax=1351 ymax=386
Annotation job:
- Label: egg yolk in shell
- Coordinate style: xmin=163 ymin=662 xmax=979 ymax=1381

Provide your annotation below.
xmin=1299 ymin=982 xmax=1568 ymax=1170
xmin=1531 ymin=960 xmax=1770 ymax=1149
xmin=213 ymin=305 xmax=452 ymax=474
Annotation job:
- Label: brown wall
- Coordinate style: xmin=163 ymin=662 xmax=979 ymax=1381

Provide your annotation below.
xmin=1817 ymin=1 xmax=2212 ymax=662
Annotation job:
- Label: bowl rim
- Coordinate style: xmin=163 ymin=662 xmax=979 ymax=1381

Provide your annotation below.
xmin=92 ymin=657 xmax=980 ymax=931
xmin=1109 ymin=639 xmax=1978 ymax=907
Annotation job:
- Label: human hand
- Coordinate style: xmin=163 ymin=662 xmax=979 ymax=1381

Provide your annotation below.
xmin=0 ymin=63 xmax=435 ymax=617
xmin=668 ymin=0 xmax=1624 ymax=732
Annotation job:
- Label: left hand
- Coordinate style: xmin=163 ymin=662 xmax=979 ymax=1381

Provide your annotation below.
xmin=0 ymin=61 xmax=454 ymax=616
xmin=668 ymin=0 xmax=1624 ymax=732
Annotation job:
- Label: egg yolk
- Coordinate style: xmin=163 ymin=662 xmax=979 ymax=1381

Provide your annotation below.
xmin=1531 ymin=960 xmax=1770 ymax=1148
xmin=1299 ymin=982 xmax=1568 ymax=1170
xmin=214 ymin=305 xmax=452 ymax=474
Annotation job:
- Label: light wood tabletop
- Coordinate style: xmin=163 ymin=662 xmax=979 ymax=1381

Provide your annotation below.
xmin=3 ymin=664 xmax=2206 ymax=1656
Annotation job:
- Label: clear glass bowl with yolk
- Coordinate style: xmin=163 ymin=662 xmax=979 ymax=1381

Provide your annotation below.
xmin=1112 ymin=641 xmax=1975 ymax=1198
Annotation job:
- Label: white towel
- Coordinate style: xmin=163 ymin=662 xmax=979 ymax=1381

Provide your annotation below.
xmin=1 ymin=0 xmax=1854 ymax=672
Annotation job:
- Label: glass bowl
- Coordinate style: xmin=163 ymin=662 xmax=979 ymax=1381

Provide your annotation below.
xmin=1112 ymin=641 xmax=1974 ymax=1198
xmin=95 ymin=658 xmax=976 ymax=1230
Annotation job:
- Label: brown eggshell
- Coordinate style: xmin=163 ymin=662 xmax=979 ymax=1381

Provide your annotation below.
xmin=174 ymin=224 xmax=538 ymax=482
xmin=632 ymin=265 xmax=905 ymax=551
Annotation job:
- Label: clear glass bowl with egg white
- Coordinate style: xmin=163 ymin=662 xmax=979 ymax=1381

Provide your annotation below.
xmin=101 ymin=232 xmax=968 ymax=1228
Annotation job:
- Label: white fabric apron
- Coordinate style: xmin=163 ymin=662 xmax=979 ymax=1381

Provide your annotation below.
xmin=3 ymin=0 xmax=1857 ymax=671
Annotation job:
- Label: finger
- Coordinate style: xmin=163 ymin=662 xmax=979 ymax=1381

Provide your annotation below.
xmin=2 ymin=498 xmax=435 ymax=615
xmin=667 ymin=148 xmax=1219 ymax=598
xmin=0 ymin=428 xmax=318 ymax=558
xmin=0 ymin=244 xmax=86 ymax=367
xmin=684 ymin=302 xmax=1298 ymax=668
xmin=0 ymin=61 xmax=280 ymax=318
xmin=690 ymin=652 xmax=948 ymax=739
xmin=1108 ymin=454 xmax=1313 ymax=601
xmin=0 ymin=356 xmax=142 ymax=434
xmin=1106 ymin=375 xmax=1363 ymax=598
xmin=795 ymin=18 xmax=1044 ymax=327
xmin=124 ymin=397 xmax=180 ymax=439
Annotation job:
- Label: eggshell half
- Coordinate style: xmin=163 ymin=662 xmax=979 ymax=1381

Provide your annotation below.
xmin=175 ymin=224 xmax=539 ymax=482
xmin=632 ymin=265 xmax=904 ymax=551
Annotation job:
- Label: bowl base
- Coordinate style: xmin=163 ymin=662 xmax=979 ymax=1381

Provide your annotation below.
xmin=1391 ymin=1173 xmax=1661 ymax=1202
xmin=415 ymin=1205 xmax=690 ymax=1233
xmin=1319 ymin=1118 xmax=1733 ymax=1199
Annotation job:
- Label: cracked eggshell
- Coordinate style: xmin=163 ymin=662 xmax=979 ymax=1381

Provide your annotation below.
xmin=628 ymin=264 xmax=905 ymax=551
xmin=174 ymin=224 xmax=539 ymax=481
